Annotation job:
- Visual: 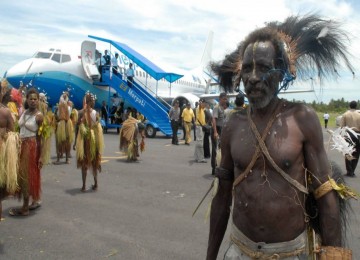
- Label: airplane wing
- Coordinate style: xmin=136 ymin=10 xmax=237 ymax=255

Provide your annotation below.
xmin=200 ymin=88 xmax=314 ymax=101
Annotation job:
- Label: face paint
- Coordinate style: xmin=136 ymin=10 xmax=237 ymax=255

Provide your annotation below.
xmin=241 ymin=41 xmax=280 ymax=109
xmin=251 ymin=41 xmax=259 ymax=78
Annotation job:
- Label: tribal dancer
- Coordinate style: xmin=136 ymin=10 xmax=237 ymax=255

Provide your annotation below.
xmin=0 ymin=79 xmax=20 ymax=221
xmin=206 ymin=14 xmax=356 ymax=260
xmin=9 ymin=88 xmax=44 ymax=217
xmin=76 ymin=92 xmax=104 ymax=192
xmin=55 ymin=94 xmax=74 ymax=164
xmin=119 ymin=113 xmax=145 ymax=161
xmin=38 ymin=93 xmax=53 ymax=165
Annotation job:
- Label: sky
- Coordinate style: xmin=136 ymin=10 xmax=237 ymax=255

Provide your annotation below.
xmin=0 ymin=0 xmax=359 ymax=103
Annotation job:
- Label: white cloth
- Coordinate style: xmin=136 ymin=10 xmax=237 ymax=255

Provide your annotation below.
xmin=224 ymin=223 xmax=307 ymax=260
xmin=111 ymin=56 xmax=119 ymax=67
xmin=19 ymin=110 xmax=39 ymax=138
xmin=126 ymin=67 xmax=135 ymax=77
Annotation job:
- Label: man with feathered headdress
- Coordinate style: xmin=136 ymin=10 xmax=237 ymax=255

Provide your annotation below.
xmin=206 ymin=14 xmax=356 ymax=259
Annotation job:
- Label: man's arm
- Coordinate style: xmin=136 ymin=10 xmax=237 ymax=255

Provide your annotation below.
xmin=299 ymin=106 xmax=341 ymax=246
xmin=206 ymin=125 xmax=233 ymax=260
xmin=212 ymin=107 xmax=219 ymax=138
xmin=340 ymin=112 xmax=346 ymax=127
xmin=168 ymin=107 xmax=173 ymax=119
xmin=6 ymin=110 xmax=15 ymax=131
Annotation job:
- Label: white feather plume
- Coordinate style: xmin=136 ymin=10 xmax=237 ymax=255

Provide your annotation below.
xmin=327 ymin=127 xmax=359 ymax=159
xmin=317 ymin=26 xmax=329 ymax=39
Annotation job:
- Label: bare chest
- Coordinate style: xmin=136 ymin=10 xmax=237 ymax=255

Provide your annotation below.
xmin=230 ymin=116 xmax=305 ymax=173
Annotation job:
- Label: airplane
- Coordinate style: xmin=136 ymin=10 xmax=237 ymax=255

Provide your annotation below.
xmin=4 ymin=33 xmax=215 ymax=111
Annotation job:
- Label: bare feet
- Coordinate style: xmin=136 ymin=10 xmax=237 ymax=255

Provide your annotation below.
xmin=9 ymin=207 xmax=29 ymax=217
xmin=91 ymin=184 xmax=98 ymax=191
xmin=81 ymin=187 xmax=86 ymax=192
xmin=29 ymin=201 xmax=41 ymax=210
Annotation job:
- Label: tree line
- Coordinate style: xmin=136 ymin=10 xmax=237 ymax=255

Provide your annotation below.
xmin=292 ymin=98 xmax=360 ymax=113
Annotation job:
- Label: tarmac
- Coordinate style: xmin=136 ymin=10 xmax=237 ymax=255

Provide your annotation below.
xmin=0 ymin=127 xmax=359 ymax=260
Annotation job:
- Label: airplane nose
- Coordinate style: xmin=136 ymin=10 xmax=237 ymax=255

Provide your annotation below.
xmin=5 ymin=59 xmax=34 ymax=87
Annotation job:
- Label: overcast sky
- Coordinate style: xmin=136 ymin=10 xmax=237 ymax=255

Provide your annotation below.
xmin=0 ymin=0 xmax=359 ymax=103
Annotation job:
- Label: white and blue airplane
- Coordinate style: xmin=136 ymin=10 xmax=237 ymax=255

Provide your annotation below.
xmin=4 ymin=33 xmax=216 ymax=111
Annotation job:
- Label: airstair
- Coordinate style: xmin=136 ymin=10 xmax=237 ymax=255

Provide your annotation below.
xmin=87 ymin=35 xmax=184 ymax=138
xmin=100 ymin=67 xmax=172 ymax=137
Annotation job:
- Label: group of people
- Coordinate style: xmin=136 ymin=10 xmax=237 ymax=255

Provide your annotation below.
xmin=169 ymin=92 xmax=245 ymax=174
xmin=95 ymin=50 xmax=135 ymax=87
xmin=52 ymin=91 xmax=105 ymax=192
xmin=0 ymin=83 xmax=105 ymax=219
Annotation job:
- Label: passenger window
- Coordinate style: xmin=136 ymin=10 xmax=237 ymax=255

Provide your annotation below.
xmin=51 ymin=53 xmax=61 ymax=63
xmin=62 ymin=55 xmax=71 ymax=63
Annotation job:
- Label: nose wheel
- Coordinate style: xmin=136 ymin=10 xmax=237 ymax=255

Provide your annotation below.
xmin=145 ymin=125 xmax=156 ymax=138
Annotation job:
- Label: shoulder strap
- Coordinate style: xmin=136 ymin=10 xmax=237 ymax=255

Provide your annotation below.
xmin=247 ymin=106 xmax=308 ymax=194
xmin=233 ymin=103 xmax=282 ymax=188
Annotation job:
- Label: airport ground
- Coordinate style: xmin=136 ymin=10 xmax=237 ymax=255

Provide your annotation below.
xmin=0 ymin=127 xmax=359 ymax=260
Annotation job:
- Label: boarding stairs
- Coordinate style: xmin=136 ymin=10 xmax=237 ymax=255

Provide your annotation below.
xmin=101 ymin=67 xmax=172 ymax=136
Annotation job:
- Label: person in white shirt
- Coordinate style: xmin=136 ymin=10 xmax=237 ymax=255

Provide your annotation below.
xmin=126 ymin=63 xmax=135 ymax=87
xmin=323 ymin=112 xmax=330 ymax=128
xmin=95 ymin=52 xmax=106 ymax=81
xmin=111 ymin=53 xmax=120 ymax=75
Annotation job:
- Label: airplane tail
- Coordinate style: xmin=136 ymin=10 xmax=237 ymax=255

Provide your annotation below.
xmin=200 ymin=31 xmax=213 ymax=69
xmin=198 ymin=31 xmax=217 ymax=94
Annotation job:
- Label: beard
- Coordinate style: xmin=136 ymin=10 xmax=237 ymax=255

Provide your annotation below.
xmin=245 ymin=82 xmax=276 ymax=109
xmin=244 ymin=77 xmax=277 ymax=109
xmin=248 ymin=94 xmax=274 ymax=109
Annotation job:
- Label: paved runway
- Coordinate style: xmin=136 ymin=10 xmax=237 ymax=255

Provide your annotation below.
xmin=1 ymin=128 xmax=359 ymax=259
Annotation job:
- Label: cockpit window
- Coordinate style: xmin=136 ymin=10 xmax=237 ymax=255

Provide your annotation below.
xmin=51 ymin=53 xmax=61 ymax=63
xmin=62 ymin=54 xmax=71 ymax=63
xmin=34 ymin=52 xmax=52 ymax=59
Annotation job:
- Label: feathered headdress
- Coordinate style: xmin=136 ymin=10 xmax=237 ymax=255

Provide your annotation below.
xmin=212 ymin=14 xmax=355 ymax=93
xmin=11 ymin=88 xmax=23 ymax=107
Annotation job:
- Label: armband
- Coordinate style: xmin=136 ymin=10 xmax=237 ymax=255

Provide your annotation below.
xmin=314 ymin=180 xmax=333 ymax=200
xmin=214 ymin=167 xmax=234 ymax=181
xmin=315 ymin=246 xmax=352 ymax=260
xmin=314 ymin=177 xmax=359 ymax=200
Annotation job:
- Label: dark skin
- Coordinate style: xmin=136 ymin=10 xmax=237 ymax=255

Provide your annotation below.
xmin=0 ymin=102 xmax=15 ymax=221
xmin=206 ymin=41 xmax=341 ymax=259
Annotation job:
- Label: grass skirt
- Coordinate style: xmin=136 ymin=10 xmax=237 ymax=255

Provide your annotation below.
xmin=17 ymin=137 xmax=41 ymax=200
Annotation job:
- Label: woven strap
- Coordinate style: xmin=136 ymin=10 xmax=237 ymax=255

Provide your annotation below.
xmin=247 ymin=107 xmax=308 ymax=194
xmin=233 ymin=100 xmax=284 ymax=189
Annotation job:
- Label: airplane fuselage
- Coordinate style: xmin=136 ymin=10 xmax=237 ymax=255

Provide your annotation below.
xmin=5 ymin=48 xmax=207 ymax=110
